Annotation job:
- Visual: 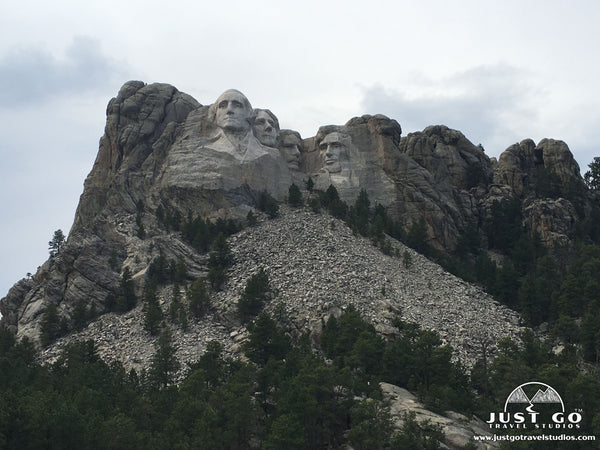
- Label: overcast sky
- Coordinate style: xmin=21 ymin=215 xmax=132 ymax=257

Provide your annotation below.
xmin=2 ymin=0 xmax=600 ymax=298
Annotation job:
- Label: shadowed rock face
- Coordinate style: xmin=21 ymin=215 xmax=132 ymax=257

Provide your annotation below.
xmin=0 ymin=81 xmax=596 ymax=347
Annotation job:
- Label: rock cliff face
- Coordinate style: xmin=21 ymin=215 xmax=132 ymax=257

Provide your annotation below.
xmin=1 ymin=80 xmax=596 ymax=357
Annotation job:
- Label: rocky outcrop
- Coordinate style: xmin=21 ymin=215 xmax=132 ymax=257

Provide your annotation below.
xmin=74 ymin=81 xmax=200 ymax=230
xmin=492 ymin=138 xmax=589 ymax=245
xmin=1 ymin=80 xmax=597 ymax=353
xmin=381 ymin=383 xmax=497 ymax=449
xmin=493 ymin=138 xmax=583 ymax=199
xmin=401 ymin=125 xmax=493 ymax=191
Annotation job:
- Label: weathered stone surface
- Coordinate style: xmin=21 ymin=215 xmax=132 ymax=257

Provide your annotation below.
xmin=401 ymin=125 xmax=493 ymax=191
xmin=523 ymin=198 xmax=578 ymax=246
xmin=74 ymin=81 xmax=200 ymax=230
xmin=1 ymin=80 xmax=596 ymax=360
xmin=381 ymin=383 xmax=497 ymax=449
xmin=493 ymin=138 xmax=583 ymax=199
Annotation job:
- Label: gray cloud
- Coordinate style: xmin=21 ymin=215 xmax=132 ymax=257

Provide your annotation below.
xmin=360 ymin=65 xmax=541 ymax=156
xmin=0 ymin=36 xmax=126 ymax=108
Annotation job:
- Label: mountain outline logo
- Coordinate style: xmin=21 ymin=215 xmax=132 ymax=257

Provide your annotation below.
xmin=504 ymin=382 xmax=564 ymax=413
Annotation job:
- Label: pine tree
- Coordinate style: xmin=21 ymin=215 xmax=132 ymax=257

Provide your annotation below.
xmin=169 ymin=283 xmax=187 ymax=330
xmin=116 ymin=267 xmax=137 ymax=312
xmin=237 ymin=269 xmax=271 ymax=322
xmin=143 ymin=285 xmax=163 ymax=336
xmin=48 ymin=229 xmax=65 ymax=257
xmin=287 ymin=183 xmax=302 ymax=207
xmin=40 ymin=303 xmax=61 ymax=346
xmin=188 ymin=278 xmax=211 ymax=319
xmin=584 ymin=156 xmax=600 ymax=190
xmin=148 ymin=328 xmax=180 ymax=390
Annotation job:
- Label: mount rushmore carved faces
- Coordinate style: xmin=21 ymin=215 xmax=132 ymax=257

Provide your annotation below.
xmin=253 ymin=109 xmax=280 ymax=147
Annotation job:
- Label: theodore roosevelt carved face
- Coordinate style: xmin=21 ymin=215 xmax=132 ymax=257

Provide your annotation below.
xmin=279 ymin=130 xmax=302 ymax=170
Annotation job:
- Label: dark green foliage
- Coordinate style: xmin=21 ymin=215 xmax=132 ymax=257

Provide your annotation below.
xmin=346 ymin=189 xmax=370 ymax=237
xmin=143 ymin=284 xmax=163 ymax=336
xmin=535 ymin=166 xmax=562 ymax=198
xmin=136 ymin=220 xmax=146 ymax=239
xmin=320 ymin=185 xmax=349 ymax=219
xmin=403 ymin=250 xmax=413 ymax=268
xmin=187 ymin=278 xmax=211 ymax=319
xmin=390 ymin=411 xmax=445 ymax=450
xmin=287 ymin=183 xmax=302 ymax=207
xmin=209 ymin=232 xmax=233 ymax=268
xmin=315 ymin=184 xmax=349 ymax=219
xmin=322 ymin=307 xmax=472 ymax=413
xmin=454 ymin=224 xmax=480 ymax=257
xmin=406 ymin=217 xmax=430 ymax=254
xmin=147 ymin=253 xmax=170 ymax=285
xmin=168 ymin=283 xmax=188 ymax=330
xmin=147 ymin=254 xmax=187 ymax=286
xmin=48 ymin=229 xmax=65 ymax=257
xmin=187 ymin=340 xmax=226 ymax=388
xmin=246 ymin=209 xmax=257 ymax=226
xmin=0 ymin=309 xmax=459 ymax=449
xmin=40 ymin=303 xmax=65 ymax=347
xmin=71 ymin=299 xmax=92 ymax=332
xmin=584 ymin=156 xmax=600 ymax=190
xmin=305 ymin=176 xmax=314 ymax=192
xmin=244 ymin=313 xmax=291 ymax=365
xmin=156 ymin=204 xmax=165 ymax=223
xmin=182 ymin=212 xmax=241 ymax=253
xmin=237 ymin=268 xmax=271 ymax=322
xmin=309 ymin=196 xmax=321 ymax=213
xmin=207 ymin=232 xmax=233 ymax=290
xmin=207 ymin=265 xmax=227 ymax=291
xmin=347 ymin=400 xmax=395 ymax=450
xmin=135 ymin=200 xmax=146 ymax=239
xmin=580 ymin=305 xmax=600 ymax=362
xmin=158 ymin=206 xmax=183 ymax=232
xmin=115 ymin=267 xmax=137 ymax=312
xmin=258 ymin=190 xmax=279 ymax=218
xmin=486 ymin=199 xmax=523 ymax=252
xmin=465 ymin=162 xmax=488 ymax=189
xmin=148 ymin=328 xmax=180 ymax=390
xmin=108 ymin=248 xmax=120 ymax=272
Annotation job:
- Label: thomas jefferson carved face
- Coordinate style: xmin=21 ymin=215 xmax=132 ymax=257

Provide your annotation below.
xmin=214 ymin=89 xmax=253 ymax=132
xmin=253 ymin=109 xmax=280 ymax=147
xmin=319 ymin=132 xmax=347 ymax=173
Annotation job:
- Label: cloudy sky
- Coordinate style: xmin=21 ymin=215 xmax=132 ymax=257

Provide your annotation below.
xmin=1 ymin=0 xmax=600 ymax=298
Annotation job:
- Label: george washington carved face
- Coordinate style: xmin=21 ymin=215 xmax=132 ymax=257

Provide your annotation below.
xmin=212 ymin=89 xmax=253 ymax=132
